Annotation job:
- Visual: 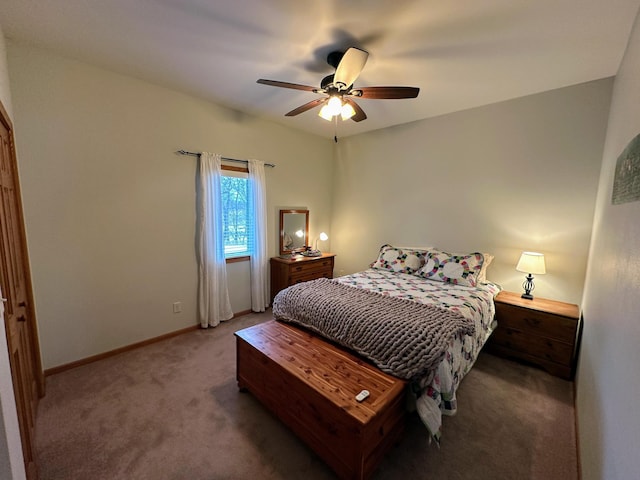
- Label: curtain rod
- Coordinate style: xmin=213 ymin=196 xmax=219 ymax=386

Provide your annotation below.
xmin=176 ymin=149 xmax=275 ymax=168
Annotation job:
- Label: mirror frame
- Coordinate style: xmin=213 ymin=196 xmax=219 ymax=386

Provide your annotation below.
xmin=279 ymin=209 xmax=309 ymax=255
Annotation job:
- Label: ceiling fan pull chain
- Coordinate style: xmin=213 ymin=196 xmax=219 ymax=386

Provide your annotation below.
xmin=334 ymin=116 xmax=338 ymax=143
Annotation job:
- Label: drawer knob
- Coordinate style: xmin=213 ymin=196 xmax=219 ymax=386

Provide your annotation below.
xmin=525 ymin=317 xmax=541 ymax=326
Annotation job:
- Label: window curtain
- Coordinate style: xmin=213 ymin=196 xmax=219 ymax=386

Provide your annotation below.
xmin=197 ymin=152 xmax=233 ymax=327
xmin=247 ymin=159 xmax=269 ymax=312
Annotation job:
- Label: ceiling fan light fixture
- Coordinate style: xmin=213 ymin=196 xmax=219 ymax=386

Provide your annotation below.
xmin=319 ymin=96 xmax=344 ymax=121
xmin=340 ymin=102 xmax=356 ymax=121
xmin=318 ymin=104 xmax=334 ymax=121
xmin=327 ymin=96 xmax=342 ymax=115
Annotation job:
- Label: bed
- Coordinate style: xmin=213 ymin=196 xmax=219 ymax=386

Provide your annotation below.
xmin=236 ymin=245 xmax=500 ymax=479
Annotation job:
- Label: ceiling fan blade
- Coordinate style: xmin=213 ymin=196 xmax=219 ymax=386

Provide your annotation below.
xmin=343 ymin=98 xmax=367 ymax=122
xmin=353 ymin=86 xmax=420 ymax=99
xmin=257 ymin=79 xmax=317 ymax=92
xmin=285 ymin=98 xmax=328 ymax=117
xmin=334 ymin=47 xmax=369 ymax=90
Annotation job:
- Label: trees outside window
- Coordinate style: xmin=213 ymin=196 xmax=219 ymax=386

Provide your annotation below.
xmin=221 ymin=172 xmax=250 ymax=258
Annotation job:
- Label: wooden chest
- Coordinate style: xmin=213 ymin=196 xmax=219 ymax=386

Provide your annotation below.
xmin=235 ymin=320 xmax=406 ymax=480
xmin=270 ymin=253 xmax=335 ymax=302
xmin=487 ymin=291 xmax=581 ymax=379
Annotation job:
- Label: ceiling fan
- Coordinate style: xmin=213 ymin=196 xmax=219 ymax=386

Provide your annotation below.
xmin=257 ymin=47 xmax=419 ymax=123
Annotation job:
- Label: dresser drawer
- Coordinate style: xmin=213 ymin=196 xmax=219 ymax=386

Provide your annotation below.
xmin=496 ymin=303 xmax=577 ymax=342
xmin=289 ymin=258 xmax=334 ymax=276
xmin=291 ymin=269 xmax=332 ymax=284
xmin=490 ymin=327 xmax=574 ymax=365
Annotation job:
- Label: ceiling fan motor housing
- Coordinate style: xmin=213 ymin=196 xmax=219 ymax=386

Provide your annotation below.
xmin=326 ymin=51 xmax=344 ymax=69
xmin=321 ymin=74 xmax=335 ymax=90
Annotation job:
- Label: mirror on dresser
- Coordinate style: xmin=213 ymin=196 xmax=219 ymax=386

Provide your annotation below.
xmin=279 ymin=209 xmax=309 ymax=255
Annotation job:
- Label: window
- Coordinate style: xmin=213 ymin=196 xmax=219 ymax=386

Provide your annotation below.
xmin=221 ymin=167 xmax=251 ymax=259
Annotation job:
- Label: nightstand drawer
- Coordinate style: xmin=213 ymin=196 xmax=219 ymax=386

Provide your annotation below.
xmin=486 ymin=344 xmax=572 ymax=379
xmin=490 ymin=327 xmax=574 ymax=365
xmin=496 ymin=303 xmax=577 ymax=342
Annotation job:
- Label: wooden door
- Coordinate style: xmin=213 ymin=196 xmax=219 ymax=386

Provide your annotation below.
xmin=0 ymin=100 xmax=44 ymax=479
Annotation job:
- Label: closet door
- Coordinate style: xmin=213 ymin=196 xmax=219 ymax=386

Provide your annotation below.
xmin=0 ymin=100 xmax=44 ymax=480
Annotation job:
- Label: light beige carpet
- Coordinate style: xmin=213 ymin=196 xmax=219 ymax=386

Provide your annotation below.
xmin=35 ymin=312 xmax=578 ymax=479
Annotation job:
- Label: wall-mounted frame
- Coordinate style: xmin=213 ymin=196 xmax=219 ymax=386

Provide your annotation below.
xmin=612 ymin=132 xmax=640 ymax=205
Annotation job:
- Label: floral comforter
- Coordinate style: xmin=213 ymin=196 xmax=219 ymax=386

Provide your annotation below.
xmin=334 ymin=269 xmax=501 ymax=443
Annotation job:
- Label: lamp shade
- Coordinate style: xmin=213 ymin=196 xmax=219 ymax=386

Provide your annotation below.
xmin=516 ymin=252 xmax=546 ymax=274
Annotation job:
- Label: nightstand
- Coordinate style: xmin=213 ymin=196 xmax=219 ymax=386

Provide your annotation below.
xmin=486 ymin=291 xmax=581 ymax=380
xmin=270 ymin=253 xmax=336 ymax=302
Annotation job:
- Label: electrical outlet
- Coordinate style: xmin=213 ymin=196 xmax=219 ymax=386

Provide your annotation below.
xmin=172 ymin=302 xmax=182 ymax=314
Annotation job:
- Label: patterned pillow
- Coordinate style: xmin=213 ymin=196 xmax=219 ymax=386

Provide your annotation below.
xmin=414 ymin=249 xmax=485 ymax=287
xmin=370 ymin=244 xmax=426 ymax=274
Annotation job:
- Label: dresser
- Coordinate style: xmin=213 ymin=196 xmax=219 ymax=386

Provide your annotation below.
xmin=487 ymin=291 xmax=581 ymax=380
xmin=270 ymin=253 xmax=336 ymax=302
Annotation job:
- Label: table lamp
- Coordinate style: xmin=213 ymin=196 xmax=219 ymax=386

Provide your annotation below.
xmin=516 ymin=251 xmax=546 ymax=300
xmin=314 ymin=232 xmax=328 ymax=252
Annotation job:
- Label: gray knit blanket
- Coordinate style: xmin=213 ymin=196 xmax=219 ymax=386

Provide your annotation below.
xmin=272 ymin=278 xmax=474 ymax=380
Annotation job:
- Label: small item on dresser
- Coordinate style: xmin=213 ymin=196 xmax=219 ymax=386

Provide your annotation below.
xmin=355 ymin=389 xmax=370 ymax=402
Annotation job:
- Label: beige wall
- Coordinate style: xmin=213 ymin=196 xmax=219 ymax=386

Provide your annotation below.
xmin=7 ymin=43 xmax=334 ymax=369
xmin=0 ymin=26 xmax=26 ymax=480
xmin=331 ymin=79 xmax=613 ymax=305
xmin=578 ymin=8 xmax=640 ymax=480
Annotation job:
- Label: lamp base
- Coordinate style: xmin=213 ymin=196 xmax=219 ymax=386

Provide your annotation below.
xmin=521 ymin=273 xmax=535 ymax=300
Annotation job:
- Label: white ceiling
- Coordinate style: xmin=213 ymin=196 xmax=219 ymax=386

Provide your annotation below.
xmin=1 ymin=0 xmax=639 ymax=139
